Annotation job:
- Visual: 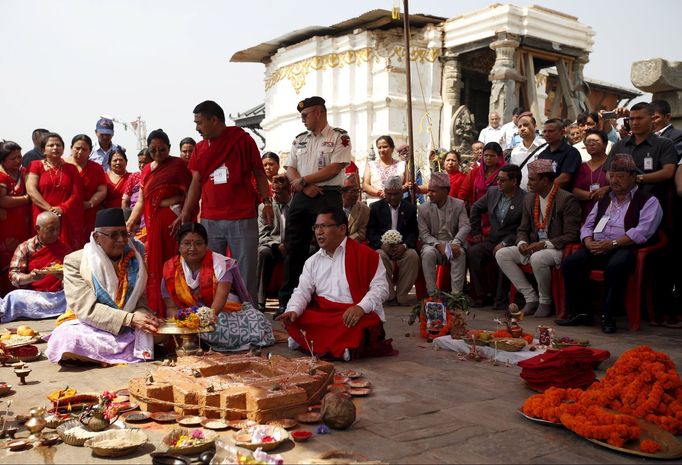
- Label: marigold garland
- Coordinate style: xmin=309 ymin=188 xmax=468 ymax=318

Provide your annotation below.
xmin=521 ymin=346 xmax=682 ymax=450
xmin=492 ymin=329 xmax=533 ymax=345
xmin=533 ymin=182 xmax=559 ymax=231
xmin=640 ymin=439 xmax=662 ymax=454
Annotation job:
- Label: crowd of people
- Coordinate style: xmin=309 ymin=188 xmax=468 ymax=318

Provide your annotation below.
xmin=1 ymin=96 xmax=681 ymax=366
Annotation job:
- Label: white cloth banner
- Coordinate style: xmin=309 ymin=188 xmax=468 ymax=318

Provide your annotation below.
xmin=432 ymin=335 xmax=546 ymax=365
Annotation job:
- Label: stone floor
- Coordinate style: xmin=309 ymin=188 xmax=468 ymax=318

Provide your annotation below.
xmin=1 ymin=301 xmax=681 ymax=464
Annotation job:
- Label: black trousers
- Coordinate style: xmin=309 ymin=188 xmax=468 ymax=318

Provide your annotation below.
xmin=562 ymin=247 xmax=635 ymax=319
xmin=279 ymin=189 xmax=342 ymax=304
xmin=467 ymin=239 xmax=508 ymax=303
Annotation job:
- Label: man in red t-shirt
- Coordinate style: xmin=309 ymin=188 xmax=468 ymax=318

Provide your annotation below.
xmin=177 ymin=101 xmax=273 ymax=300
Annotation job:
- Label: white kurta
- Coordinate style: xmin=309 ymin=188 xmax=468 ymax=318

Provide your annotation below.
xmin=286 ymin=238 xmax=389 ymax=320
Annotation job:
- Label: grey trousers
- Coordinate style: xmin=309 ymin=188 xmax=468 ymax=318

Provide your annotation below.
xmin=378 ymin=248 xmax=419 ymax=303
xmin=201 ymin=217 xmax=258 ymax=301
xmin=421 ymin=244 xmax=467 ymax=296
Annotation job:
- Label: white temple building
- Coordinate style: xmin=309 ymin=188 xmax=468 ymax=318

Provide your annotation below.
xmin=230 ymin=4 xmax=639 ymax=172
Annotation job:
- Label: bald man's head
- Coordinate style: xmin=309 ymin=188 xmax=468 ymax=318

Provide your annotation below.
xmin=35 ymin=212 xmax=60 ymax=244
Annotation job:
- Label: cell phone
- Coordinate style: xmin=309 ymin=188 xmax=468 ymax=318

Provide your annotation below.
xmin=602 ymin=111 xmax=617 ymax=120
xmin=623 ymin=117 xmax=631 ymax=132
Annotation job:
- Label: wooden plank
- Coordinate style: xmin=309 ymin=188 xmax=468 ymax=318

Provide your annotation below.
xmin=556 ymin=59 xmax=578 ymax=120
xmin=549 ymin=85 xmax=563 ymax=119
xmin=523 ymin=53 xmax=542 ymax=125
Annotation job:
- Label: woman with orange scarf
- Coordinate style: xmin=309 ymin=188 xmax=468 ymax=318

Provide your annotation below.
xmin=126 ymin=129 xmax=191 ymax=317
xmin=162 ymin=223 xmax=274 ymax=351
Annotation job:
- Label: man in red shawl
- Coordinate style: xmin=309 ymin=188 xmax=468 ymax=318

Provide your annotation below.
xmin=2 ymin=212 xmax=71 ymax=322
xmin=276 ymin=208 xmax=395 ymax=361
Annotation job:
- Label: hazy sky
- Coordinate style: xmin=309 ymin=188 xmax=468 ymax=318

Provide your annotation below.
xmin=2 ymin=0 xmax=680 ymax=162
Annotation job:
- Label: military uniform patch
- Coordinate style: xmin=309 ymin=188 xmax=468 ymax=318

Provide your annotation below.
xmin=340 ymin=134 xmax=350 ymax=147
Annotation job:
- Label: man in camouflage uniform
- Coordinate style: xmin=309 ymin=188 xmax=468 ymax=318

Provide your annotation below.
xmin=278 ymin=96 xmax=352 ymax=315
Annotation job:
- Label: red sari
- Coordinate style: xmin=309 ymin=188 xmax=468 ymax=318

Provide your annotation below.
xmin=28 ymin=160 xmax=84 ymax=251
xmin=0 ymin=168 xmax=32 ymax=295
xmin=142 ymin=157 xmax=191 ymax=316
xmin=103 ymin=172 xmax=130 ymax=209
xmin=286 ymin=239 xmax=395 ymax=360
xmin=76 ymin=161 xmax=107 ymax=246
xmin=448 ymin=171 xmax=466 ymax=197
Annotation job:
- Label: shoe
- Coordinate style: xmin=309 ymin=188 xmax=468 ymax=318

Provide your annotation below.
xmin=663 ymin=321 xmax=682 ymax=329
xmin=601 ymin=316 xmax=617 ymax=334
xmin=534 ymin=303 xmax=553 ymax=318
xmin=555 ymin=313 xmax=592 ymax=326
xmin=522 ymin=301 xmax=539 ymax=316
xmin=342 ymin=348 xmax=351 ymax=362
xmin=287 ymin=337 xmax=300 ymax=350
xmin=274 ymin=305 xmax=286 ymax=319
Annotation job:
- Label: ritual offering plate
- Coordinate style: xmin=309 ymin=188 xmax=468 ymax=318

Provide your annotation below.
xmin=333 ymin=375 xmax=350 ymax=384
xmin=7 ymin=439 xmax=30 ymax=452
xmin=490 ymin=338 xmax=527 ymax=352
xmin=552 ymin=337 xmax=590 ymax=349
xmin=349 ymin=388 xmax=371 ymax=397
xmin=582 ymin=417 xmax=682 ymax=459
xmin=337 ymin=369 xmax=362 ymax=379
xmin=297 ymin=412 xmax=322 ymax=424
xmin=178 ymin=416 xmax=204 ymax=427
xmin=348 ymin=380 xmax=370 ymax=389
xmin=0 ymin=383 xmax=12 ymax=397
xmin=227 ymin=419 xmax=257 ymax=430
xmin=39 ymin=433 xmax=61 ymax=447
xmin=200 ymin=418 xmax=229 ymax=430
xmin=327 ymin=383 xmax=350 ymax=394
xmin=1 ymin=336 xmax=39 ymax=349
xmin=163 ymin=428 xmax=217 ymax=455
xmin=84 ymin=429 xmax=148 ymax=457
xmin=57 ymin=420 xmax=103 ymax=446
xmin=267 ymin=418 xmax=298 ymax=429
xmin=517 ymin=409 xmax=563 ymax=427
xmin=234 ymin=425 xmax=289 ymax=452
xmin=151 ymin=412 xmax=178 ymax=423
xmin=6 ymin=345 xmax=42 ymax=363
xmin=291 ymin=430 xmax=312 ymax=442
xmin=44 ymin=412 xmax=72 ymax=429
xmin=123 ymin=411 xmax=152 ymax=423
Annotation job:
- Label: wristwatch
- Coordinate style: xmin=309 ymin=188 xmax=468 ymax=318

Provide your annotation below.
xmin=636 ymin=174 xmax=644 ymax=184
xmin=611 ymin=239 xmax=618 ymax=248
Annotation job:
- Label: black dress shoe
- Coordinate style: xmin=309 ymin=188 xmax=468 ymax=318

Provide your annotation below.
xmin=601 ymin=316 xmax=616 ymax=334
xmin=555 ymin=313 xmax=592 ymax=326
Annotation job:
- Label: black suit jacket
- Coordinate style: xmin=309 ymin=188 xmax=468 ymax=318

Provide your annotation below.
xmin=470 ymin=186 xmax=526 ymax=245
xmin=660 ymin=125 xmax=682 ymax=161
xmin=367 ymin=199 xmax=418 ymax=250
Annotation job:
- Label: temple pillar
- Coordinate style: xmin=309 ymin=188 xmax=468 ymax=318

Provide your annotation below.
xmin=632 ymin=58 xmax=682 ymax=127
xmin=488 ymin=35 xmax=521 ymax=124
xmin=440 ymin=52 xmax=462 ymax=149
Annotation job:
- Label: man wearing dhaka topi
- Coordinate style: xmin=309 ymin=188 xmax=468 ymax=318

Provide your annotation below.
xmin=276 ymin=208 xmax=395 ymax=362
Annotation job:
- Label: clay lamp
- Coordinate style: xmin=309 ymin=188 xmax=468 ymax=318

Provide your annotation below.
xmin=13 ymin=365 xmax=31 ymax=385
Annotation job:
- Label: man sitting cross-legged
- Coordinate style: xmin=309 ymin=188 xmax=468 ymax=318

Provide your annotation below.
xmin=367 ymin=175 xmax=419 ymax=306
xmin=276 ymin=207 xmax=394 ymax=362
xmin=495 ymin=159 xmax=581 ymax=317
xmin=1 ymin=212 xmax=71 ymax=322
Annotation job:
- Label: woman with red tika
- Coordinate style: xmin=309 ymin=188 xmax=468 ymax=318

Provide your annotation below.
xmin=0 ymin=141 xmax=32 ymax=295
xmin=443 ymin=150 xmax=466 ymax=198
xmin=102 ymin=148 xmax=131 ymax=208
xmin=65 ymin=134 xmax=107 ymax=247
xmin=26 ymin=133 xmax=85 ymax=251
xmin=127 ymin=129 xmax=191 ymax=317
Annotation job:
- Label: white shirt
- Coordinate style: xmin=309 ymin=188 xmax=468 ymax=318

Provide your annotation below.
xmin=286 ymin=238 xmax=389 ymax=320
xmin=286 ymin=125 xmax=351 ymax=187
xmin=510 ymin=136 xmax=546 ymax=190
xmin=89 ymin=142 xmax=119 ymax=172
xmin=501 ymin=121 xmax=518 ymax=149
xmin=390 ymin=204 xmax=400 ymax=230
xmin=478 ymin=126 xmax=506 ymax=149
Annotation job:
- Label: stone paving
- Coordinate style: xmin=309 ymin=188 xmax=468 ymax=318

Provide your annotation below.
xmin=1 ymin=302 xmax=681 ymax=464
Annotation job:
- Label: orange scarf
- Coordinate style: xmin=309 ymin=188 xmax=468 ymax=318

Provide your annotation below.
xmin=162 ymin=253 xmax=241 ymax=312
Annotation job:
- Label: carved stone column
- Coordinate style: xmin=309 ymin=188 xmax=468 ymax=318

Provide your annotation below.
xmin=632 ymin=58 xmax=682 ymax=127
xmin=488 ymin=35 xmax=521 ymax=123
xmin=573 ymin=53 xmax=591 ymax=113
xmin=441 ymin=52 xmax=462 ymax=149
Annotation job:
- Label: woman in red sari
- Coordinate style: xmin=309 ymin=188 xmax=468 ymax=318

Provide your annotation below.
xmin=127 ymin=129 xmax=191 ymax=316
xmin=444 ymin=150 xmax=466 ymax=197
xmin=65 ymin=134 xmax=107 ymax=247
xmin=0 ymin=141 xmax=32 ymax=295
xmin=103 ymin=148 xmax=130 ymax=208
xmin=26 ymin=133 xmax=85 ymax=251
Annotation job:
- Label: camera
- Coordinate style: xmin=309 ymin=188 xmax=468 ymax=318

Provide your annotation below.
xmin=602 ymin=111 xmax=617 ymax=120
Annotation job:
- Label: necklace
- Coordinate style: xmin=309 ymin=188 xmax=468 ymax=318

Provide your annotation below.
xmin=45 ymin=160 xmax=63 ymax=188
xmin=533 ymin=183 xmax=559 ymax=231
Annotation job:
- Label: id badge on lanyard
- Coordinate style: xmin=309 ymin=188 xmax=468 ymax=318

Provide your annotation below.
xmin=643 ymin=154 xmax=653 ymax=171
xmin=212 ymin=165 xmax=228 ymax=184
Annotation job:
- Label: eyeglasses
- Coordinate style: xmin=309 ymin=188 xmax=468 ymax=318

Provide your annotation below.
xmin=312 ymin=223 xmax=338 ymax=231
xmin=585 ymin=140 xmax=603 ymax=146
xmin=97 ymin=230 xmax=131 ymax=240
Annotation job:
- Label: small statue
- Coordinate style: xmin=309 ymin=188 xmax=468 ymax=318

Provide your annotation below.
xmin=450 ymin=105 xmax=478 ymax=159
xmin=449 ymin=309 xmax=470 ymax=339
xmin=494 ymin=303 xmax=524 ymax=338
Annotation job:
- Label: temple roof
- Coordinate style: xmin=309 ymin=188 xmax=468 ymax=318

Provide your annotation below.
xmin=230 ymin=9 xmax=444 ymax=64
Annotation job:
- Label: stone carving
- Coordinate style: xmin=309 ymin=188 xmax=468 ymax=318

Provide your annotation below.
xmin=488 ymin=36 xmax=522 ymax=122
xmin=450 ymin=105 xmax=477 ymax=158
xmin=631 ymin=58 xmax=682 ymax=93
